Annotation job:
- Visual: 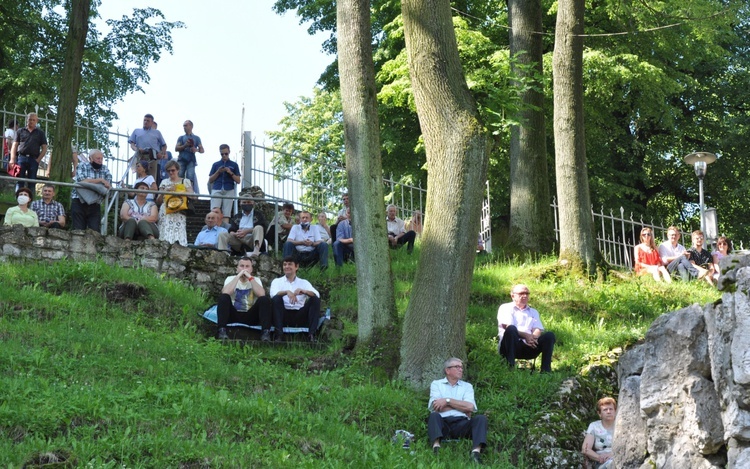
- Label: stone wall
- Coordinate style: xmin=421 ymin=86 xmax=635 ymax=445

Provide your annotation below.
xmin=615 ymin=254 xmax=750 ymax=468
xmin=0 ymin=225 xmax=282 ymax=299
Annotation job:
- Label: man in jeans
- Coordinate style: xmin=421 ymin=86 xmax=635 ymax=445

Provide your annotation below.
xmin=658 ymin=226 xmax=700 ymax=281
xmin=9 ymin=113 xmax=47 ymax=192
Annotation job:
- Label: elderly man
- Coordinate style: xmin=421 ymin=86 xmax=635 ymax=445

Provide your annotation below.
xmin=208 ymin=144 xmax=241 ymax=225
xmin=129 ymin=114 xmax=167 ymax=179
xmin=266 ymin=202 xmax=295 ymax=249
xmin=497 ymin=284 xmax=556 ymax=373
xmin=216 ymin=256 xmax=273 ymax=341
xmin=658 ymin=226 xmax=701 ymax=282
xmin=333 ymin=207 xmax=354 ymax=267
xmin=31 ymin=183 xmax=66 ymax=229
xmin=428 ymin=357 xmax=488 ymax=463
xmin=283 ymin=211 xmax=329 ymax=269
xmin=193 ymin=211 xmax=228 ymax=249
xmin=386 ymin=204 xmax=416 ymax=254
xmin=269 ymin=257 xmax=322 ymax=343
xmin=70 ymin=149 xmax=112 ymax=231
xmin=9 ymin=112 xmax=48 ymax=191
xmin=218 ymin=195 xmax=267 ymax=256
xmin=175 ymin=120 xmax=204 ymax=191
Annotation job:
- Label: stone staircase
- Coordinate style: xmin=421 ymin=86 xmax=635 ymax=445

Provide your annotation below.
xmin=185 ymin=198 xmax=213 ymax=242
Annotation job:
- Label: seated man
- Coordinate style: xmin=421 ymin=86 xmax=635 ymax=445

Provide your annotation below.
xmin=658 ymin=226 xmax=700 ymax=281
xmin=314 ymin=212 xmax=332 ymax=244
xmin=497 ymin=284 xmax=556 ymax=373
xmin=386 ymin=204 xmax=416 ymax=254
xmin=216 ymin=256 xmax=273 ymax=341
xmin=687 ymin=230 xmax=714 ymax=286
xmin=282 ymin=211 xmax=328 ymax=269
xmin=428 ymin=357 xmax=488 ymax=464
xmin=269 ymin=257 xmax=322 ymax=342
xmin=30 ymin=183 xmax=66 ymax=229
xmin=330 ymin=192 xmax=350 ymax=244
xmin=210 ymin=206 xmax=231 ymax=230
xmin=218 ymin=195 xmax=267 ymax=256
xmin=193 ymin=211 xmax=227 ymax=249
xmin=333 ymin=207 xmax=354 ymax=267
xmin=266 ymin=202 xmax=294 ymax=249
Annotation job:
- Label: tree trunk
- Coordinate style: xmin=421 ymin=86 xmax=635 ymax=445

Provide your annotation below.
xmin=398 ymin=0 xmax=489 ymax=388
xmin=553 ymin=0 xmax=597 ymax=274
xmin=337 ymin=0 xmax=398 ymax=345
xmin=508 ymin=0 xmax=554 ymax=254
xmin=50 ymin=0 xmax=90 ymax=183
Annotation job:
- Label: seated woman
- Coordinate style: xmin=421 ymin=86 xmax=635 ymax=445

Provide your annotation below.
xmin=406 ymin=209 xmax=423 ymax=237
xmin=119 ymin=181 xmax=159 ymax=240
xmin=582 ymin=397 xmax=617 ymax=469
xmin=634 ymin=227 xmax=671 ymax=283
xmin=712 ymin=236 xmax=732 ymax=280
xmin=4 ymin=187 xmax=39 ymax=227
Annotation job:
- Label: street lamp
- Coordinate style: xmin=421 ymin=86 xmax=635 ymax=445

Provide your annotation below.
xmin=683 ymin=152 xmax=717 ymax=233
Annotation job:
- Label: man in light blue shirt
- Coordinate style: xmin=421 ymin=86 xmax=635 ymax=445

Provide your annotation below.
xmin=428 ymin=357 xmax=488 ymax=463
xmin=194 ymin=211 xmax=227 ymax=249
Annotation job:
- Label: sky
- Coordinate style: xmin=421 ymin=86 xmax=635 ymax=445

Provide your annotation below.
xmin=96 ymin=0 xmax=332 ymax=189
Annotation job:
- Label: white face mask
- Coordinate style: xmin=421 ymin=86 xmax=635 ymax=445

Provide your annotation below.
xmin=17 ymin=195 xmax=30 ymax=205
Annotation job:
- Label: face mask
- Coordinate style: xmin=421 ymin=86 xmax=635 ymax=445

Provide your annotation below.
xmin=17 ymin=195 xmax=30 ymax=205
xmin=241 ymin=204 xmax=253 ymax=213
xmin=90 ymin=161 xmax=102 ymax=170
xmin=301 ymin=222 xmax=310 ymax=229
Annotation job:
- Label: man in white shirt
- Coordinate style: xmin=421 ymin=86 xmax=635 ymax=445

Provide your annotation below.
xmin=218 ymin=196 xmax=267 ymax=256
xmin=497 ymin=284 xmax=556 ymax=373
xmin=386 ymin=204 xmax=416 ymax=254
xmin=658 ymin=226 xmax=699 ymax=282
xmin=216 ymin=257 xmax=272 ymax=341
xmin=282 ymin=211 xmax=329 ymax=269
xmin=269 ymin=257 xmax=322 ymax=343
xmin=427 ymin=357 xmax=487 ymax=463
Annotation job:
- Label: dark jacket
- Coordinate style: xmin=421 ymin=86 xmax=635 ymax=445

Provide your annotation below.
xmin=228 ymin=208 xmax=267 ymax=234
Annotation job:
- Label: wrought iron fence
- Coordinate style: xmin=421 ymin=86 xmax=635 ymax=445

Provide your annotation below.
xmin=550 ymin=198 xmax=745 ymax=270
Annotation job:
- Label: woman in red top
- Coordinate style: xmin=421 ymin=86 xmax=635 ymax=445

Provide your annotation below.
xmin=634 ymin=227 xmax=672 ymax=283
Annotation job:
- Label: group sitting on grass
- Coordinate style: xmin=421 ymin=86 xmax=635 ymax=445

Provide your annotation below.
xmin=635 ymin=225 xmax=727 ymax=286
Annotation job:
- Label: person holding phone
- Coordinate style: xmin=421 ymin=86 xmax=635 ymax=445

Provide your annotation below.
xmin=208 ymin=144 xmax=241 ymax=226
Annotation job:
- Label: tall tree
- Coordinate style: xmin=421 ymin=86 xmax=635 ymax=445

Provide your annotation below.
xmin=336 ymin=0 xmax=397 ymax=344
xmin=508 ymin=0 xmax=553 ymax=253
xmin=553 ymin=0 xmax=597 ymax=274
xmin=50 ymin=0 xmax=91 ymax=183
xmin=398 ymin=0 xmax=489 ymax=387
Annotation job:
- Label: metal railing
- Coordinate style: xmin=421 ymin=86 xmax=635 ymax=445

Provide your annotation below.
xmin=2 ymin=108 xmax=135 ymax=187
xmin=241 ymin=132 xmax=493 ymax=251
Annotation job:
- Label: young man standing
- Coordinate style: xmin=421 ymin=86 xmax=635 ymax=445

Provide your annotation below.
xmin=208 ymin=144 xmax=241 ymax=226
xmin=175 ymin=120 xmax=204 ymax=192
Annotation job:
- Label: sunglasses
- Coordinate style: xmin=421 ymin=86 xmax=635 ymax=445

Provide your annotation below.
xmin=642 ymin=233 xmax=652 ymax=237
xmin=221 ymin=152 xmax=229 ymax=156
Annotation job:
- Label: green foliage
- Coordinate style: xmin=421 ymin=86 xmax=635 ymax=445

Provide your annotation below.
xmin=0 ymin=2 xmax=183 ymax=130
xmin=0 ymin=253 xmax=721 ymax=466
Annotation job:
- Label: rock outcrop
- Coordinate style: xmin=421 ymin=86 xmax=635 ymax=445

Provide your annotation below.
xmin=615 ymin=259 xmax=750 ymax=468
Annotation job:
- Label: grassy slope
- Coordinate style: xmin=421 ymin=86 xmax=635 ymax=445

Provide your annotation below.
xmin=0 ymin=252 xmax=719 ymax=468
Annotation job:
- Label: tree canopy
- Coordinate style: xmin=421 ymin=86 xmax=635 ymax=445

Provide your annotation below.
xmin=272 ymin=0 xmax=750 ymax=243
xmin=0 ymin=0 xmax=183 ymax=130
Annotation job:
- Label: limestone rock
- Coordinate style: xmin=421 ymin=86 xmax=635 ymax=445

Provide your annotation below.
xmin=612 ymin=375 xmax=647 ymax=468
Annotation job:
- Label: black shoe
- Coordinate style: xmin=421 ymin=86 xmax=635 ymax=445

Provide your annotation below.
xmin=217 ymin=328 xmax=228 ymax=340
xmin=308 ymin=333 xmax=317 ymax=343
xmin=260 ymin=330 xmax=271 ymax=342
xmin=433 ymin=446 xmax=440 ymax=455
xmin=471 ymin=451 xmax=482 ymax=464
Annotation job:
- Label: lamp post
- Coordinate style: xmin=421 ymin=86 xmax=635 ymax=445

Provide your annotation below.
xmin=683 ymin=152 xmax=717 ymax=233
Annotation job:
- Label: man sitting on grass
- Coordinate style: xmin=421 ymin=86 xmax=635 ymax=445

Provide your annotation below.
xmin=216 ymin=257 xmax=273 ymax=341
xmin=269 ymin=257 xmax=322 ymax=343
xmin=428 ymin=357 xmax=488 ymax=464
xmin=497 ymin=284 xmax=556 ymax=373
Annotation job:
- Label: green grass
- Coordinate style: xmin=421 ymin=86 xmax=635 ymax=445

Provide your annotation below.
xmin=0 ymin=251 xmax=719 ymax=467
